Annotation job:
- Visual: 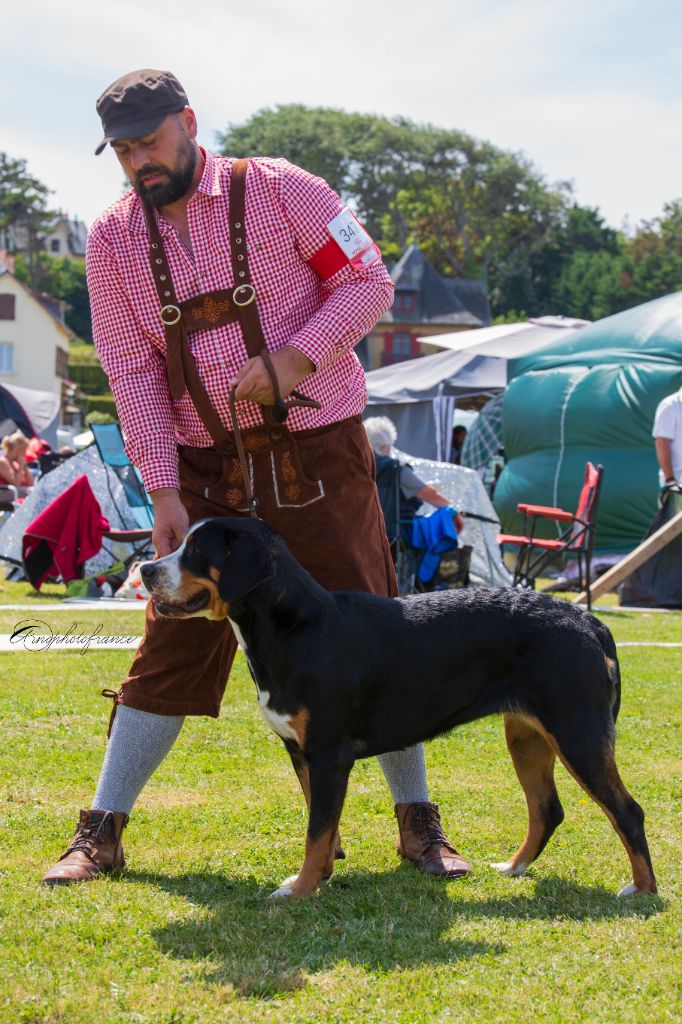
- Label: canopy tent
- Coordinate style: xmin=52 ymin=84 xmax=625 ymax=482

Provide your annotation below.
xmin=494 ymin=292 xmax=682 ymax=553
xmin=0 ymin=445 xmax=149 ymax=578
xmin=365 ymin=318 xmax=588 ymax=460
xmin=0 ymin=383 xmax=60 ymax=447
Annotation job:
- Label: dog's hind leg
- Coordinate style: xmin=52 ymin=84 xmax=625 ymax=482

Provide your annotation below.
xmin=526 ymin=714 xmax=656 ymax=896
xmin=491 ymin=713 xmax=564 ymax=877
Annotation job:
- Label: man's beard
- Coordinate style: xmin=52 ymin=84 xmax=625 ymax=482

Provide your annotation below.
xmin=133 ymin=140 xmax=197 ymax=208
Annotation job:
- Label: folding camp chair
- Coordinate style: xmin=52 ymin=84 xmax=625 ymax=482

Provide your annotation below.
xmin=375 ymin=456 xmax=415 ymax=594
xmin=375 ymin=457 xmax=471 ymax=595
xmin=498 ymin=462 xmax=604 ymax=609
xmin=90 ymin=422 xmax=154 ymax=531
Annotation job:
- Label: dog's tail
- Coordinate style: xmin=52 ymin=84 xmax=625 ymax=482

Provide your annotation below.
xmin=595 ymin=618 xmax=622 ymax=722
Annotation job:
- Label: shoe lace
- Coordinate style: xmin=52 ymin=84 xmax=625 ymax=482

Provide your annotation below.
xmin=411 ymin=805 xmax=456 ymax=851
xmin=63 ymin=814 xmax=111 ymax=861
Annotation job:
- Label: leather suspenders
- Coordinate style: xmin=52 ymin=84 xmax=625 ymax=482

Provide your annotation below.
xmin=142 ymin=157 xmax=318 ymax=452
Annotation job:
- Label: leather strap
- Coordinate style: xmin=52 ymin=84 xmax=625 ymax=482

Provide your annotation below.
xmin=142 ymin=158 xmax=320 ymax=515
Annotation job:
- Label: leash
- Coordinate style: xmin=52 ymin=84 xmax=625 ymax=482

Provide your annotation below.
xmin=228 ymin=352 xmax=320 ymax=518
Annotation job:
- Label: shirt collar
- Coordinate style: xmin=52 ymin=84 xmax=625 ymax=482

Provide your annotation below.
xmin=126 ymin=147 xmax=221 ymax=237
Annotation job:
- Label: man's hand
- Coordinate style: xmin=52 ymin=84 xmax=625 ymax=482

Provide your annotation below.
xmin=150 ymin=487 xmax=189 ymax=558
xmin=233 ymin=346 xmax=314 ymax=406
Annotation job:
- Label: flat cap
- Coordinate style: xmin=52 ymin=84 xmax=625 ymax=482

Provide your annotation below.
xmin=95 ymin=69 xmax=188 ymax=155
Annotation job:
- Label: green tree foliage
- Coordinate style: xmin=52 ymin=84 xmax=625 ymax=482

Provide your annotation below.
xmin=220 ymin=107 xmax=568 ymax=313
xmin=0 ymin=152 xmax=53 ymax=279
xmin=14 ymin=252 xmax=91 ymax=341
xmin=221 ymin=106 xmax=682 ymax=321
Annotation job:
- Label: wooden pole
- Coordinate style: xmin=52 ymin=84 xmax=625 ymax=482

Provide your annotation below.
xmin=574 ymin=509 xmax=682 ymax=605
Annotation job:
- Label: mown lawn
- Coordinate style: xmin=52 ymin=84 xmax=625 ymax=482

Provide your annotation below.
xmin=0 ymin=581 xmax=680 ymax=1024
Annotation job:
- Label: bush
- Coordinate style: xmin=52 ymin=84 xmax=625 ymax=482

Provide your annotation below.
xmin=82 ymin=395 xmax=118 ymax=419
xmin=68 ymin=362 xmax=109 ymax=394
xmin=84 ymin=409 xmax=117 ymax=426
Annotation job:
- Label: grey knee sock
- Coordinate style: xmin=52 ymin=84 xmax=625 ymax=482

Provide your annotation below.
xmin=92 ymin=705 xmax=185 ymax=815
xmin=376 ymin=744 xmax=430 ymax=805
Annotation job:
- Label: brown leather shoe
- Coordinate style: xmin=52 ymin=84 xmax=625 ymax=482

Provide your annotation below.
xmin=41 ymin=809 xmax=129 ymax=886
xmin=395 ymin=802 xmax=471 ymax=878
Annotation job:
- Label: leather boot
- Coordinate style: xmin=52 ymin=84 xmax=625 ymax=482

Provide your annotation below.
xmin=395 ymin=802 xmax=471 ymax=878
xmin=42 ymin=809 xmax=129 ymax=886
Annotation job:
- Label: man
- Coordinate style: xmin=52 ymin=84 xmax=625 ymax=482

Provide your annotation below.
xmin=42 ymin=70 xmax=470 ymax=886
xmin=653 ymin=385 xmax=682 ymax=492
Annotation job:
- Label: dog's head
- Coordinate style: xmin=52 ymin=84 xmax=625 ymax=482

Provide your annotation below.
xmin=140 ymin=517 xmax=276 ymax=620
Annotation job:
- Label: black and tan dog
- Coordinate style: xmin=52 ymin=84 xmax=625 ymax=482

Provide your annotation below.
xmin=140 ymin=516 xmax=657 ymax=900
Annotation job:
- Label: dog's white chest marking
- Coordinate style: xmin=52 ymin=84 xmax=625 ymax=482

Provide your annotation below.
xmin=228 ymin=617 xmax=296 ymax=742
xmin=257 ymin=689 xmax=298 ymax=742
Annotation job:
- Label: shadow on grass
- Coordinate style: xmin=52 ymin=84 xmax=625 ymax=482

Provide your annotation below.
xmin=130 ymin=867 xmax=498 ymax=997
xmin=126 ymin=865 xmax=663 ymax=998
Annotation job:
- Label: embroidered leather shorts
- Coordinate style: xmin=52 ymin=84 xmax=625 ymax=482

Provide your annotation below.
xmin=114 ymin=415 xmax=398 ymax=718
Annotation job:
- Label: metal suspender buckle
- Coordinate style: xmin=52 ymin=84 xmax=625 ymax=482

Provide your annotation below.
xmin=160 ymin=304 xmax=182 ymax=326
xmin=232 ymin=283 xmax=256 ymax=307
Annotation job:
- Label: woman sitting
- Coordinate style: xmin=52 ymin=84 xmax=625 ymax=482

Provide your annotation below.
xmin=0 ymin=431 xmax=35 ymax=498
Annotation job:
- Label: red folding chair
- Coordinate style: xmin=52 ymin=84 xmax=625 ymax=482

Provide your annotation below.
xmin=498 ymin=462 xmax=604 ymax=609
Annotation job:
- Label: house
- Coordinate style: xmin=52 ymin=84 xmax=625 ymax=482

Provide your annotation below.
xmin=364 ymin=245 xmax=491 ymax=369
xmin=0 ymin=253 xmax=75 ymax=405
xmin=0 ymin=212 xmax=87 ymax=262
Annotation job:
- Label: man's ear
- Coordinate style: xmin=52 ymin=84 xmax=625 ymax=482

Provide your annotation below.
xmin=217 ymin=527 xmax=273 ymax=603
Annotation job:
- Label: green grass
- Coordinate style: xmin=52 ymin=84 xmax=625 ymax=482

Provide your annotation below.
xmin=0 ymin=579 xmax=680 ymax=1024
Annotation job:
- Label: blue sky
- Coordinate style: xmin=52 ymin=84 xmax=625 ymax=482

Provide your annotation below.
xmin=2 ymin=0 xmax=681 ymax=230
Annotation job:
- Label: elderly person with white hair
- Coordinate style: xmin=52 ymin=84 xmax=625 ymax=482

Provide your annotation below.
xmin=364 ymin=416 xmax=465 ymax=532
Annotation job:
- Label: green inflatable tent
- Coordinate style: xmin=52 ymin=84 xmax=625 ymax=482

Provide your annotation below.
xmin=494 ymin=292 xmax=682 ymax=553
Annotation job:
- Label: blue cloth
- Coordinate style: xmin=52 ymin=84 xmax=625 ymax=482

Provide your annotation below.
xmin=408 ymin=506 xmax=459 ymax=582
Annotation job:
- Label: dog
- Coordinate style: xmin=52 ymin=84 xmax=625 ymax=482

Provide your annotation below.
xmin=140 ymin=516 xmax=657 ymax=900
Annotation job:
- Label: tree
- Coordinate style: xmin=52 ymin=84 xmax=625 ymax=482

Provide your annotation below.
xmin=14 ymin=252 xmax=91 ymax=341
xmin=0 ymin=152 xmax=53 ymax=280
xmin=625 ymin=200 xmax=682 ymax=304
xmin=219 ymin=107 xmax=570 ymax=314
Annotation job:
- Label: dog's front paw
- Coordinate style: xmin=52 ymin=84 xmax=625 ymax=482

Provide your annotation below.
xmin=268 ymin=873 xmax=331 ymax=899
xmin=269 ymin=874 xmax=299 ymax=898
xmin=490 ymin=859 xmax=528 ymax=877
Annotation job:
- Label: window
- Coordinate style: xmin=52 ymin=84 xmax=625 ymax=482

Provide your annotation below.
xmin=50 ymin=238 xmax=61 ymax=254
xmin=0 ymin=294 xmax=15 ymax=320
xmin=393 ymin=332 xmax=412 ymax=356
xmin=55 ymin=346 xmax=69 ymax=379
xmin=0 ymin=342 xmax=15 ymax=373
xmin=393 ymin=291 xmax=416 ymax=314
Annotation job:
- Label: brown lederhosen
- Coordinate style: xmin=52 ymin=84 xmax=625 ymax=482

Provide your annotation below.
xmin=108 ymin=159 xmax=398 ymax=719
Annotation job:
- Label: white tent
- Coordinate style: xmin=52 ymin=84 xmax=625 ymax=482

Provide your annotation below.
xmin=366 ymin=317 xmax=589 ymax=460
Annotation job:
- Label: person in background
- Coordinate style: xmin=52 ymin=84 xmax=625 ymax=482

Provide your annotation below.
xmin=0 ymin=432 xmax=34 ymax=496
xmin=653 ymin=385 xmax=682 ymax=493
xmin=364 ymin=416 xmax=465 ymax=533
xmin=450 ymin=425 xmax=468 ymax=466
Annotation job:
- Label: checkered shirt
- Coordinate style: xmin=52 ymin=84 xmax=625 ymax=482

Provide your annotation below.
xmin=87 ymin=150 xmax=394 ymax=492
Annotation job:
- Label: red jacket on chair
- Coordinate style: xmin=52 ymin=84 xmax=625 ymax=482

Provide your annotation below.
xmin=22 ymin=475 xmax=110 ymax=589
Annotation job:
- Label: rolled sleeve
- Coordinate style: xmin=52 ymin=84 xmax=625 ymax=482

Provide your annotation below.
xmin=87 ymin=226 xmax=180 ymax=491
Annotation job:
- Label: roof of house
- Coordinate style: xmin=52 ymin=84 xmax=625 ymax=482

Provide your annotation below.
xmin=381 ymin=245 xmax=490 ymax=327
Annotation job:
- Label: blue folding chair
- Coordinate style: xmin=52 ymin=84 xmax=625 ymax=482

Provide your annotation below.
xmin=90 ymin=422 xmax=155 ymax=532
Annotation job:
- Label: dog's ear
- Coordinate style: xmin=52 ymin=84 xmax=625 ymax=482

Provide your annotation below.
xmin=217 ymin=524 xmax=274 ymax=603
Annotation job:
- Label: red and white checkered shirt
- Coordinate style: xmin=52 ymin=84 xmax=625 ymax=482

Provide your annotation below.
xmin=87 ymin=149 xmax=394 ymax=492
